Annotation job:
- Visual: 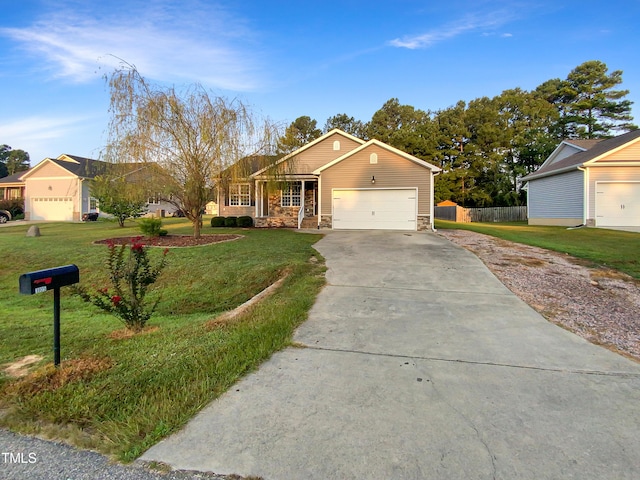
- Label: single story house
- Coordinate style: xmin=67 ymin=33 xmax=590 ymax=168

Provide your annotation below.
xmin=522 ymin=129 xmax=640 ymax=227
xmin=0 ymin=171 xmax=26 ymax=200
xmin=218 ymin=129 xmax=441 ymax=231
xmin=16 ymin=154 xmax=178 ymax=221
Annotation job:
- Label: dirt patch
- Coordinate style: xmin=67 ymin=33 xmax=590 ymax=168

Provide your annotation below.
xmin=4 ymin=357 xmax=113 ymax=397
xmin=3 ymin=355 xmax=43 ymax=378
xmin=94 ymin=234 xmax=243 ymax=248
xmin=439 ymin=229 xmax=640 ymax=362
xmin=108 ymin=326 xmax=160 ymax=340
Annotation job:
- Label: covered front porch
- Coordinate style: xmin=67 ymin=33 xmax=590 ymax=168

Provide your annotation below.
xmin=253 ymin=176 xmax=318 ymax=229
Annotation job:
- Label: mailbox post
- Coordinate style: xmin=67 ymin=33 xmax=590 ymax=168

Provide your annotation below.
xmin=19 ymin=265 xmax=80 ymax=367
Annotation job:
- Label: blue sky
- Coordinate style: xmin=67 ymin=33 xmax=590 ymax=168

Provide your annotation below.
xmin=1 ymin=0 xmax=639 ymax=165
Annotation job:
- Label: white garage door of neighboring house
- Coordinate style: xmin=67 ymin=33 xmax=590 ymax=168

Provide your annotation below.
xmin=595 ymin=182 xmax=640 ymax=227
xmin=332 ymin=189 xmax=417 ymax=230
xmin=31 ymin=197 xmax=74 ymax=221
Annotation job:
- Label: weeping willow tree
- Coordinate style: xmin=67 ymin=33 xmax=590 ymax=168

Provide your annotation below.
xmin=104 ymin=62 xmax=278 ymax=238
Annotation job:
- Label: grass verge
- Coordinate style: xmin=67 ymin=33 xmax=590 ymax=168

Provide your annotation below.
xmin=435 ymin=220 xmax=640 ymax=279
xmin=0 ymin=218 xmax=325 ymax=461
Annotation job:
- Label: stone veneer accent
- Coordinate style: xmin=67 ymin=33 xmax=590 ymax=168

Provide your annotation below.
xmin=255 ymin=216 xmax=298 ymax=228
xmin=319 ymin=215 xmax=332 ymax=229
xmin=267 ymin=194 xmax=299 ymax=218
xmin=417 ymin=215 xmax=431 ymax=231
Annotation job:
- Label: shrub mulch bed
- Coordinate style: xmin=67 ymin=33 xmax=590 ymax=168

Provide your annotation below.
xmin=94 ymin=234 xmax=242 ymax=248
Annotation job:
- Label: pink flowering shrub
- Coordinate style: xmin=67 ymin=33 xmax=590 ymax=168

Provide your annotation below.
xmin=76 ymin=237 xmax=168 ymax=332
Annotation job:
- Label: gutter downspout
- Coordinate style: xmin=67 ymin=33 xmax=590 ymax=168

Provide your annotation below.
xmin=577 ymin=166 xmax=588 ymax=226
xmin=431 ymin=170 xmax=439 ymax=232
xmin=317 ymin=176 xmax=322 ymax=229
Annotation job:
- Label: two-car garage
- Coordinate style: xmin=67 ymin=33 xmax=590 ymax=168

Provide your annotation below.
xmin=332 ymin=188 xmax=417 ymax=231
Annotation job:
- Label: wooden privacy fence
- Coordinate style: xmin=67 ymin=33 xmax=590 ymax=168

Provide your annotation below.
xmin=435 ymin=205 xmax=527 ymax=223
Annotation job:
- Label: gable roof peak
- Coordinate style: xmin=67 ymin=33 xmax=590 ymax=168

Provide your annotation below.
xmin=522 ymin=129 xmax=640 ymax=181
xmin=313 ymin=137 xmax=441 ymax=174
xmin=251 ymin=128 xmax=366 ymax=177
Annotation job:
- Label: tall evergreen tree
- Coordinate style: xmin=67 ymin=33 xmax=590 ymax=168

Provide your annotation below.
xmin=0 ymin=145 xmax=30 ymax=177
xmin=367 ymin=98 xmax=434 ymax=159
xmin=323 ymin=113 xmax=366 ymax=138
xmin=277 ymin=116 xmax=322 ymax=154
xmin=536 ymin=60 xmax=636 ymax=138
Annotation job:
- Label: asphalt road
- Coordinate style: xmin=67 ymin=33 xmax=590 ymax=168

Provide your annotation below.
xmin=0 ymin=429 xmax=228 ymax=480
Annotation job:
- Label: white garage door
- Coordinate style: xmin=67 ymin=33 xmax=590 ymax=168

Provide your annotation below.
xmin=332 ymin=189 xmax=417 ymax=230
xmin=31 ymin=197 xmax=74 ymax=221
xmin=595 ymin=182 xmax=640 ymax=227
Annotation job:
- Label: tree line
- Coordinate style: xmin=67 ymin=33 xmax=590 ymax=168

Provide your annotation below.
xmin=3 ymin=60 xmax=634 ymax=236
xmin=0 ymin=145 xmax=30 ymax=178
xmin=277 ymin=60 xmax=636 ymax=207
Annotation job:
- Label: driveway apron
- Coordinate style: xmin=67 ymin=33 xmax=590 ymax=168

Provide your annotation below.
xmin=140 ymin=231 xmax=640 ymax=480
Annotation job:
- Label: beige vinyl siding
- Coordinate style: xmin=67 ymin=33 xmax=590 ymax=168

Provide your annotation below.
xmin=587 ymin=166 xmax=640 ymax=220
xmin=597 ymin=142 xmax=640 ymax=162
xmin=30 ymin=161 xmax=74 ymax=178
xmin=319 ymin=145 xmax=431 ymax=215
xmin=26 ymin=177 xmax=79 ymax=197
xmin=286 ymin=133 xmax=363 ymax=174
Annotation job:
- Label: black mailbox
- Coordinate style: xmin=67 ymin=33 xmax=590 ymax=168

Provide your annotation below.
xmin=19 ymin=264 xmax=80 ymax=295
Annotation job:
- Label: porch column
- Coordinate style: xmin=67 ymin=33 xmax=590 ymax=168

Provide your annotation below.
xmin=254 ymin=181 xmax=259 ymax=218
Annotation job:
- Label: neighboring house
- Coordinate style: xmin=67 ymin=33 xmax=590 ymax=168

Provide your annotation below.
xmin=18 ymin=154 xmax=177 ymax=221
xmin=20 ymin=154 xmax=106 ymax=221
xmin=218 ymin=129 xmax=441 ymax=231
xmin=0 ymin=171 xmax=26 ymax=200
xmin=522 ymin=129 xmax=640 ymax=227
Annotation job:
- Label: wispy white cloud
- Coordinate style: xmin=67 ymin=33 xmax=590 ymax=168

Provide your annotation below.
xmin=389 ymin=9 xmax=517 ymax=49
xmin=0 ymin=115 xmax=91 ymax=142
xmin=0 ymin=114 xmax=101 ymax=163
xmin=0 ymin=1 xmax=265 ymax=91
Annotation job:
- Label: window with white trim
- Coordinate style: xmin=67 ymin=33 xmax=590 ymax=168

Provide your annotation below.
xmin=281 ymin=183 xmax=301 ymax=207
xmin=229 ymin=183 xmax=251 ymax=206
xmin=90 ymin=197 xmax=98 ymax=210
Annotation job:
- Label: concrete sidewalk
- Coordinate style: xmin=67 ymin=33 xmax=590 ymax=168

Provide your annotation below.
xmin=140 ymin=231 xmax=640 ymax=479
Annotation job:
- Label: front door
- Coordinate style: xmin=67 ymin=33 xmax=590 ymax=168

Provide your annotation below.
xmin=304 ymin=182 xmax=318 ymax=217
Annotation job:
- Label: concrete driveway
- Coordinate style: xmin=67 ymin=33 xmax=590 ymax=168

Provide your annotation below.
xmin=140 ymin=231 xmax=640 ymax=480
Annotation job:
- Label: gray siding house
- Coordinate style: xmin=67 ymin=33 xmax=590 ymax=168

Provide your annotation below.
xmin=522 ymin=130 xmax=640 ymax=227
xmin=218 ymin=129 xmax=441 ymax=231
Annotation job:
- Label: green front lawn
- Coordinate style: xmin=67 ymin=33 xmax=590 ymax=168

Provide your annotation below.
xmin=435 ymin=220 xmax=640 ymax=279
xmin=0 ymin=218 xmax=325 ymax=461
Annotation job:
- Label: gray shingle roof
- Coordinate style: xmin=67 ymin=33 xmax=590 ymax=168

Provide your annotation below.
xmin=50 ymin=155 xmax=107 ymax=178
xmin=522 ymin=130 xmax=640 ymax=181
xmin=0 ymin=171 xmax=27 ymax=184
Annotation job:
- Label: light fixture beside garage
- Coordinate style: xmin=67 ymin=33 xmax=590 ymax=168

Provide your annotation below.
xmin=371 ymin=176 xmax=375 ymax=184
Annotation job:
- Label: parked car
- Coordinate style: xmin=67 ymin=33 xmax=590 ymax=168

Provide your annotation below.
xmin=82 ymin=212 xmax=99 ymax=221
xmin=0 ymin=209 xmax=12 ymax=223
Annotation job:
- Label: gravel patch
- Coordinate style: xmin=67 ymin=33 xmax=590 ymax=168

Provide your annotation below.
xmin=0 ymin=429 xmax=239 ymax=479
xmin=438 ymin=229 xmax=640 ymax=361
